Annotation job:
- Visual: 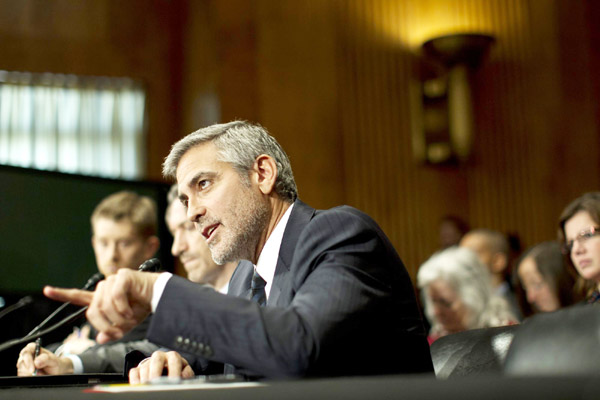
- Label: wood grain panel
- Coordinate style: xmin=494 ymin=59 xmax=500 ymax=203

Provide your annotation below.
xmin=332 ymin=0 xmax=600 ymax=276
xmin=4 ymin=0 xmax=600 ymax=282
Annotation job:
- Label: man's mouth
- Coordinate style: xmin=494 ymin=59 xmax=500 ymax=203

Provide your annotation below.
xmin=202 ymin=224 xmax=219 ymax=241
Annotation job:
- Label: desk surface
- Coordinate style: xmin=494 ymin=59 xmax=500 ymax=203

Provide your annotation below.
xmin=1 ymin=374 xmax=599 ymax=400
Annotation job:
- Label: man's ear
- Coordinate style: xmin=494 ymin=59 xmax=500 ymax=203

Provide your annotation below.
xmin=252 ymin=154 xmax=278 ymax=195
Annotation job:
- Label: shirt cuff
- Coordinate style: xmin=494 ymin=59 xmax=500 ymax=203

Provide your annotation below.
xmin=65 ymin=354 xmax=84 ymax=374
xmin=151 ymin=272 xmax=173 ymax=313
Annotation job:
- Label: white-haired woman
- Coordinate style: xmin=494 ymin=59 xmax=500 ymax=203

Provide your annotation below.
xmin=418 ymin=246 xmax=518 ymax=344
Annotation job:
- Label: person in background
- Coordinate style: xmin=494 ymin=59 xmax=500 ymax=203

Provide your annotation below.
xmin=16 ymin=191 xmax=160 ymax=374
xmin=460 ymin=228 xmax=522 ymax=320
xmin=17 ymin=188 xmax=237 ymax=375
xmin=559 ymin=192 xmax=600 ymax=304
xmin=438 ymin=215 xmax=469 ymax=250
xmin=418 ymin=246 xmax=517 ymax=344
xmin=514 ymin=241 xmax=578 ymax=317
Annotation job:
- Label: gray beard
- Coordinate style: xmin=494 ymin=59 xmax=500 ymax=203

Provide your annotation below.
xmin=209 ymin=198 xmax=270 ymax=265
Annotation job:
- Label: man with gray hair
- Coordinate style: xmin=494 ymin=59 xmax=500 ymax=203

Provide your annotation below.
xmin=45 ymin=120 xmax=433 ymax=381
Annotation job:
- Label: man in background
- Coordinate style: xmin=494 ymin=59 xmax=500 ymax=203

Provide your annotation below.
xmin=16 ymin=191 xmax=160 ymax=374
xmin=17 ymin=188 xmax=237 ymax=375
xmin=460 ymin=228 xmax=522 ymax=320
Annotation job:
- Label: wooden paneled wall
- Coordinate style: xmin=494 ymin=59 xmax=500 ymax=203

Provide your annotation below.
xmin=0 ymin=0 xmax=187 ymax=181
xmin=336 ymin=0 xmax=599 ymax=275
xmin=3 ymin=1 xmax=599 ymax=279
xmin=182 ymin=0 xmax=600 ymax=278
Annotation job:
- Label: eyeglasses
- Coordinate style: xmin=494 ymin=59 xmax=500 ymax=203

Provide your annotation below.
xmin=562 ymin=226 xmax=600 ymax=254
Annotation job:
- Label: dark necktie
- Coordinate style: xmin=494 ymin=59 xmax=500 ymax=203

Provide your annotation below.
xmin=251 ymin=270 xmax=267 ymax=306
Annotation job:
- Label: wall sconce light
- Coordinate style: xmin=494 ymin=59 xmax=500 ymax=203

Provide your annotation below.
xmin=411 ymin=33 xmax=495 ymax=164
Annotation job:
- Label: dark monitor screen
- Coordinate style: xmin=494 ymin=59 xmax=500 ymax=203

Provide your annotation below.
xmin=0 ymin=165 xmax=174 ymax=295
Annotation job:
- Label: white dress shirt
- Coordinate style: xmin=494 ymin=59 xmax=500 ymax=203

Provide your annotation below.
xmin=151 ymin=203 xmax=294 ymax=309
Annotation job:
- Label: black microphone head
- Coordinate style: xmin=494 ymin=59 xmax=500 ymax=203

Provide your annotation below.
xmin=82 ymin=272 xmax=105 ymax=290
xmin=138 ymin=258 xmax=162 ymax=272
xmin=18 ymin=296 xmax=34 ymax=307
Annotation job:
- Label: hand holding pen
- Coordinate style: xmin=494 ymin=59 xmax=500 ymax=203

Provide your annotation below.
xmin=16 ymin=338 xmax=75 ymax=376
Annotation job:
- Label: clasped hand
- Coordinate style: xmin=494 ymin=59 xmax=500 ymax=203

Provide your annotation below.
xmin=44 ymin=269 xmax=159 ymax=344
xmin=129 ymin=351 xmax=195 ymax=384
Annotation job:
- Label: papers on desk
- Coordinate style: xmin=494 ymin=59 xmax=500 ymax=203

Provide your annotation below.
xmin=86 ymin=377 xmax=264 ymax=393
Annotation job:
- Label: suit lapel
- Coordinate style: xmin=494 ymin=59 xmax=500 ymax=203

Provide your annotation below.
xmin=269 ymin=200 xmax=315 ymax=306
xmin=228 ymin=260 xmax=254 ymax=298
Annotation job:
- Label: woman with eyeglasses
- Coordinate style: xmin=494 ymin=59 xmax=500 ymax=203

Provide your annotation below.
xmin=514 ymin=241 xmax=578 ymax=317
xmin=417 ymin=246 xmax=518 ymax=344
xmin=558 ymin=192 xmax=600 ymax=304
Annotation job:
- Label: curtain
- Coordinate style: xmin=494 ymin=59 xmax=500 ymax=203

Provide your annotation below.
xmin=0 ymin=71 xmax=146 ymax=180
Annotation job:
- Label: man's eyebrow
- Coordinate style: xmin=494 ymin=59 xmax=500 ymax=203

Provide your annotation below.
xmin=179 ymin=171 xmax=219 ymax=200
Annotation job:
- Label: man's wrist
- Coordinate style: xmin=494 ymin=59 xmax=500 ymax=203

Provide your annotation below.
xmin=59 ymin=356 xmax=76 ymax=374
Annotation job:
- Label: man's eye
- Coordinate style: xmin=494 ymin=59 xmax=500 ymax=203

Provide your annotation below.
xmin=199 ymin=180 xmax=211 ymax=190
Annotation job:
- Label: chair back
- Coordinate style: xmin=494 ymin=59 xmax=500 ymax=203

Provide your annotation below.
xmin=431 ymin=325 xmax=518 ymax=379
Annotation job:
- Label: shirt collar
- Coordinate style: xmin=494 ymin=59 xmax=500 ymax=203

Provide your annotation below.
xmin=255 ymin=202 xmax=294 ymax=298
xmin=219 ymin=282 xmax=229 ymax=294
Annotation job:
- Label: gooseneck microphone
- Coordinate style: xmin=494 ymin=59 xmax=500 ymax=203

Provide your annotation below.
xmin=25 ymin=272 xmax=105 ymax=338
xmin=0 ymin=296 xmax=34 ymax=321
xmin=0 ymin=259 xmax=162 ymax=353
xmin=138 ymin=258 xmax=162 ymax=272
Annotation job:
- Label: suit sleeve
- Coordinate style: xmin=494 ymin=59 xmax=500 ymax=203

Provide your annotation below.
xmin=77 ymin=340 xmax=161 ymax=373
xmin=76 ymin=316 xmax=155 ymax=373
xmin=147 ymin=208 xmax=429 ymax=378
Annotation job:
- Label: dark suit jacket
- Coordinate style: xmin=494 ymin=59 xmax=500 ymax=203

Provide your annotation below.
xmin=147 ymin=200 xmax=433 ymax=378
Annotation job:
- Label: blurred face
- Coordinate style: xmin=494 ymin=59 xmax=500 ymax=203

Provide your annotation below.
xmin=564 ymin=211 xmax=600 ymax=285
xmin=427 ymin=279 xmax=470 ymax=335
xmin=91 ymin=217 xmax=154 ymax=277
xmin=439 ymin=221 xmax=463 ymax=248
xmin=167 ymin=200 xmax=221 ymax=284
xmin=517 ymin=256 xmax=560 ymax=312
xmin=460 ymin=234 xmax=493 ymax=270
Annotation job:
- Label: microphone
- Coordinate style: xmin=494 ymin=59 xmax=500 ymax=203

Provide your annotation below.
xmin=0 ymin=296 xmax=34 ymax=321
xmin=138 ymin=258 xmax=162 ymax=272
xmin=28 ymin=259 xmax=159 ymax=338
xmin=81 ymin=272 xmax=106 ymax=291
xmin=0 ymin=260 xmax=162 ymax=353
xmin=26 ymin=272 xmax=105 ymax=338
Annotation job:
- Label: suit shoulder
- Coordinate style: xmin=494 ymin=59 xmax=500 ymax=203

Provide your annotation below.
xmin=312 ymin=205 xmax=382 ymax=232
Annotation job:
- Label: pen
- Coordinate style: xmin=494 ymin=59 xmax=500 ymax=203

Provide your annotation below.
xmin=32 ymin=338 xmax=41 ymax=376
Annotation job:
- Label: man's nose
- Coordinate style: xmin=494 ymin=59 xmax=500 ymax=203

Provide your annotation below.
xmin=109 ymin=242 xmax=120 ymax=259
xmin=187 ymin=198 xmax=206 ymax=223
xmin=171 ymin=231 xmax=187 ymax=257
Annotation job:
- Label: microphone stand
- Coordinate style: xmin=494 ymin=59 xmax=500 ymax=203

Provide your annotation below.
xmin=26 ymin=272 xmax=105 ymax=337
xmin=0 ymin=258 xmax=162 ymax=353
